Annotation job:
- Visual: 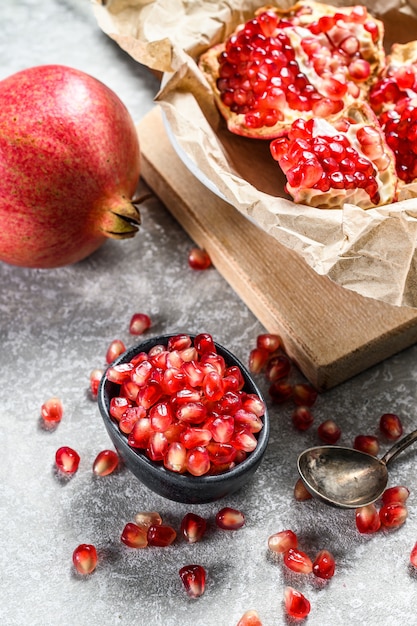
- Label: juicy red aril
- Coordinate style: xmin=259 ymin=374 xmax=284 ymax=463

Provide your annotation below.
xmin=106 ymin=362 xmax=134 ymax=384
xmin=283 ymin=548 xmax=313 ymax=574
xmin=410 ymin=542 xmax=417 ymax=568
xmin=203 ymin=370 xmax=225 ymax=401
xmin=379 ymin=502 xmax=408 ymax=528
xmin=234 ymin=409 xmax=263 ymax=433
xmin=134 ymin=511 xmax=162 ymax=528
xmin=149 ymin=402 xmax=173 ymax=431
xmin=180 ymin=427 xmax=212 ymax=449
xmin=176 ymin=401 xmax=207 ymax=424
xmin=181 ymin=512 xmax=207 ymax=543
xmin=354 ymin=435 xmax=379 ymax=456
xmin=194 ymin=333 xmax=215 ymax=354
xmin=381 ymin=485 xmax=410 ymax=505
xmin=164 ymin=442 xmax=187 ymax=473
xmin=294 ymin=478 xmax=313 ymax=501
xmin=129 ymin=312 xmax=151 ymax=335
xmin=89 ymin=369 xmax=103 ymax=399
xmin=236 ymin=610 xmax=262 ymax=626
xmin=232 ymin=427 xmax=258 ymax=452
xmin=127 ymin=417 xmax=152 ymax=448
xmin=207 ymin=442 xmax=237 ymax=464
xmin=269 ymin=381 xmax=293 ymax=403
xmin=137 ymin=381 xmax=163 ymax=410
xmin=179 ymin=564 xmax=206 ymax=598
xmin=216 ymin=506 xmax=245 ymax=530
xmin=55 ymin=446 xmax=80 ymax=474
xmin=121 ymin=522 xmax=148 ymax=548
xmin=168 ymin=334 xmax=192 ymax=351
xmin=105 ymin=339 xmax=126 ymax=364
xmin=242 ymin=393 xmax=265 ymax=417
xmin=209 ymin=416 xmax=234 ymax=443
xmin=92 ymin=449 xmax=119 ymax=476
xmin=313 ymin=549 xmax=335 ymax=579
xmin=356 ymin=504 xmax=381 ymax=534
xmin=72 ymin=544 xmax=97 ymax=575
xmin=147 ymin=431 xmax=169 ymax=461
xmin=292 ymin=406 xmax=314 ymax=431
xmin=147 ymin=524 xmax=177 ymax=547
xmin=265 ymin=355 xmax=291 ymax=382
xmin=41 ymin=397 xmax=63 ymax=424
xmin=248 ymin=347 xmax=269 ymax=374
xmin=268 ymin=529 xmax=298 ymax=554
xmin=284 ymin=587 xmax=311 ymax=619
xmin=317 ymin=419 xmax=341 ymax=444
xmin=110 ymin=396 xmax=131 ymax=420
xmin=379 ymin=413 xmax=403 ymax=440
xmin=292 ymin=383 xmax=318 ymax=407
xmin=256 ymin=333 xmax=280 ymax=353
xmin=188 ymin=247 xmax=212 ymax=270
xmin=186 ymin=446 xmax=211 ymax=476
xmin=119 ymin=406 xmax=145 ymax=434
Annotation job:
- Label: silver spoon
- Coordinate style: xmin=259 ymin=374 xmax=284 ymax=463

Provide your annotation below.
xmin=297 ymin=429 xmax=417 ymax=508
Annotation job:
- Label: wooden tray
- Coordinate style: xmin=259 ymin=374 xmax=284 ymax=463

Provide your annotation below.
xmin=138 ymin=106 xmax=417 ymax=390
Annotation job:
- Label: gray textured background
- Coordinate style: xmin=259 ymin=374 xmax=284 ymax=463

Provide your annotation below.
xmin=1 ymin=2 xmax=417 ymax=625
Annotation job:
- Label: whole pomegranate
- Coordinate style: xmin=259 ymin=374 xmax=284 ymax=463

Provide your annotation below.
xmin=0 ymin=64 xmax=141 ymax=268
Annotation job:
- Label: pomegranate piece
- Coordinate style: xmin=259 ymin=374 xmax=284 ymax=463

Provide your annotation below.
xmin=312 ymin=549 xmax=335 ymax=579
xmin=292 ymin=383 xmax=318 ymax=407
xmin=179 ymin=564 xmax=206 ymax=598
xmin=268 ymin=381 xmax=293 ymax=403
xmin=283 ymin=548 xmax=313 ymax=574
xmin=356 ymin=504 xmax=381 ymax=534
xmin=317 ymin=419 xmax=341 ymax=444
xmin=121 ymin=522 xmax=148 ymax=548
xmin=92 ymin=449 xmax=119 ymax=476
xmin=268 ymin=529 xmax=298 ymax=554
xmin=236 ymin=610 xmax=263 ymax=626
xmin=164 ymin=441 xmax=187 ymax=473
xmin=353 ymin=435 xmax=379 ymax=456
xmin=292 ymin=406 xmax=314 ymax=432
xmin=410 ymin=542 xmax=417 ymax=568
xmin=188 ymin=247 xmax=212 ymax=270
xmin=147 ymin=524 xmax=177 ymax=547
xmin=379 ymin=502 xmax=408 ymax=529
xmin=294 ymin=478 xmax=313 ymax=501
xmin=186 ymin=446 xmax=211 ymax=476
xmin=55 ymin=446 xmax=80 ymax=474
xmin=129 ymin=312 xmax=151 ymax=335
xmin=256 ymin=333 xmax=280 ymax=353
xmin=248 ymin=347 xmax=269 ymax=374
xmin=89 ymin=369 xmax=103 ymax=399
xmin=72 ymin=544 xmax=97 ymax=575
xmin=181 ymin=512 xmax=207 ymax=543
xmin=283 ymin=586 xmax=311 ymax=620
xmin=381 ymin=485 xmax=410 ymax=505
xmin=134 ymin=511 xmax=162 ymax=528
xmin=41 ymin=397 xmax=63 ymax=425
xmin=265 ymin=355 xmax=291 ymax=382
xmin=106 ymin=339 xmax=126 ymax=364
xmin=216 ymin=507 xmax=245 ymax=530
xmin=379 ymin=413 xmax=403 ymax=440
xmin=106 ymin=362 xmax=134 ymax=384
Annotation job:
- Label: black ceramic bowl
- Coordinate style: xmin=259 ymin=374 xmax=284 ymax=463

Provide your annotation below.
xmin=98 ymin=334 xmax=270 ymax=504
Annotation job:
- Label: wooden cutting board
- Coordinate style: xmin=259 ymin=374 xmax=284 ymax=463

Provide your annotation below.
xmin=138 ymin=106 xmax=417 ymax=390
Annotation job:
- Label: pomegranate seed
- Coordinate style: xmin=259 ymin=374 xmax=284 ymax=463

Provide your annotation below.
xmin=356 ymin=504 xmax=381 ymax=534
xmin=41 ymin=397 xmax=63 ymax=425
xmin=379 ymin=413 xmax=403 ymax=440
xmin=179 ymin=564 xmax=206 ymax=598
xmin=119 ymin=406 xmax=145 ymax=433
xmin=129 ymin=312 xmax=151 ymax=335
xmin=268 ymin=529 xmax=298 ymax=554
xmin=209 ymin=415 xmax=235 ymax=443
xmin=89 ymin=369 xmax=103 ymax=399
xmin=234 ymin=409 xmax=263 ymax=433
xmin=203 ymin=370 xmax=225 ymax=401
xmin=134 ymin=511 xmax=162 ymax=528
xmin=248 ymin=347 xmax=269 ymax=374
xmin=236 ymin=610 xmax=262 ymax=626
xmin=216 ymin=507 xmax=245 ymax=530
xmin=127 ymin=417 xmax=152 ymax=448
xmin=284 ymin=587 xmax=311 ymax=619
xmin=317 ymin=419 xmax=341 ymax=444
xmin=188 ymin=247 xmax=212 ymax=270
xmin=379 ymin=502 xmax=408 ymax=528
xmin=294 ymin=478 xmax=313 ymax=501
xmin=164 ymin=441 xmax=187 ymax=473
xmin=207 ymin=442 xmax=237 ymax=465
xmin=256 ymin=333 xmax=280 ymax=353
xmin=186 ymin=446 xmax=211 ymax=476
xmin=242 ymin=394 xmax=265 ymax=417
xmin=312 ymin=549 xmax=335 ymax=579
xmin=105 ymin=339 xmax=126 ymax=364
xmin=147 ymin=431 xmax=169 ymax=461
xmin=225 ymin=365 xmax=245 ymax=390
xmin=410 ymin=542 xmax=417 ymax=568
xmin=354 ymin=435 xmax=379 ymax=456
xmin=149 ymin=402 xmax=173 ymax=432
xmin=109 ymin=396 xmax=131 ymax=421
xmin=194 ymin=333 xmax=215 ymax=354
xmin=121 ymin=522 xmax=148 ymax=548
xmin=284 ymin=548 xmax=313 ymax=574
xmin=292 ymin=406 xmax=314 ymax=431
xmin=147 ymin=524 xmax=177 ymax=547
xmin=72 ymin=544 xmax=97 ymax=575
xmin=92 ymin=449 xmax=119 ymax=476
xmin=265 ymin=355 xmax=291 ymax=382
xmin=382 ymin=486 xmax=410 ymax=505
xmin=292 ymin=383 xmax=318 ymax=407
xmin=180 ymin=427 xmax=212 ymax=449
xmin=181 ymin=360 xmax=205 ymax=387
xmin=269 ymin=381 xmax=293 ymax=403
xmin=232 ymin=427 xmax=258 ymax=452
xmin=176 ymin=401 xmax=207 ymax=424
xmin=181 ymin=512 xmax=207 ymax=543
xmin=106 ymin=362 xmax=134 ymax=384
xmin=55 ymin=446 xmax=80 ymax=474
xmin=137 ymin=381 xmax=163 ymax=410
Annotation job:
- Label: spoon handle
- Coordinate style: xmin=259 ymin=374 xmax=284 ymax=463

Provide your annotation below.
xmin=381 ymin=428 xmax=417 ymax=466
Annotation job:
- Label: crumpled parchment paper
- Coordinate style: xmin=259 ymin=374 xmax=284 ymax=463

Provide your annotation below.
xmin=93 ymin=0 xmax=417 ymax=308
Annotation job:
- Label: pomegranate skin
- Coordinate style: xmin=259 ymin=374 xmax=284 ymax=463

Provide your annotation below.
xmin=0 ymin=64 xmax=141 ymax=268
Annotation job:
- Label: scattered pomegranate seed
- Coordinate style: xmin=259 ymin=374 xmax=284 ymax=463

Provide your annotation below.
xmin=283 ymin=547 xmax=313 ymax=574
xmin=410 ymin=542 xmax=417 ymax=568
xmin=248 ymin=347 xmax=269 ymax=374
xmin=129 ymin=312 xmax=152 ymax=335
xmin=356 ymin=504 xmax=381 ymax=534
xmin=292 ymin=406 xmax=314 ymax=431
xmin=41 ymin=397 xmax=63 ymax=425
xmin=188 ymin=247 xmax=212 ymax=270
xmin=134 ymin=511 xmax=162 ymax=528
xmin=89 ymin=369 xmax=103 ymax=399
xmin=292 ymin=383 xmax=318 ymax=407
xmin=379 ymin=413 xmax=403 ymax=440
xmin=294 ymin=478 xmax=313 ymax=501
xmin=181 ymin=513 xmax=207 ymax=543
xmin=381 ymin=485 xmax=410 ymax=505
xmin=179 ymin=564 xmax=206 ymax=598
xmin=257 ymin=333 xmax=280 ymax=353
xmin=147 ymin=524 xmax=177 ymax=547
xmin=265 ymin=355 xmax=291 ymax=382
xmin=55 ymin=446 xmax=80 ymax=474
xmin=317 ymin=419 xmax=341 ymax=444
xmin=236 ymin=609 xmax=263 ymax=626
xmin=312 ymin=549 xmax=335 ymax=579
xmin=72 ymin=544 xmax=97 ymax=575
xmin=353 ymin=435 xmax=380 ymax=456
xmin=92 ymin=449 xmax=119 ymax=476
xmin=121 ymin=522 xmax=148 ymax=548
xmin=269 ymin=381 xmax=293 ymax=403
xmin=379 ymin=502 xmax=408 ymax=529
xmin=284 ymin=586 xmax=311 ymax=619
xmin=105 ymin=339 xmax=126 ymax=364
xmin=268 ymin=529 xmax=298 ymax=554
xmin=216 ymin=507 xmax=245 ymax=530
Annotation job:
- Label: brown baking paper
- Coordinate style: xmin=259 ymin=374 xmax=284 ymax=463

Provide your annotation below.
xmin=93 ymin=0 xmax=417 ymax=307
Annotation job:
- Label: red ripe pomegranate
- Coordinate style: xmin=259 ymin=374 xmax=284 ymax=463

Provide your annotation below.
xmin=0 ymin=65 xmax=141 ymax=268
xmin=199 ymin=3 xmax=384 ymax=139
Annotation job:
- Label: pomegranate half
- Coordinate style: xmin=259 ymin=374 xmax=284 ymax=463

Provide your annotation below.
xmin=0 ymin=64 xmax=141 ymax=268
